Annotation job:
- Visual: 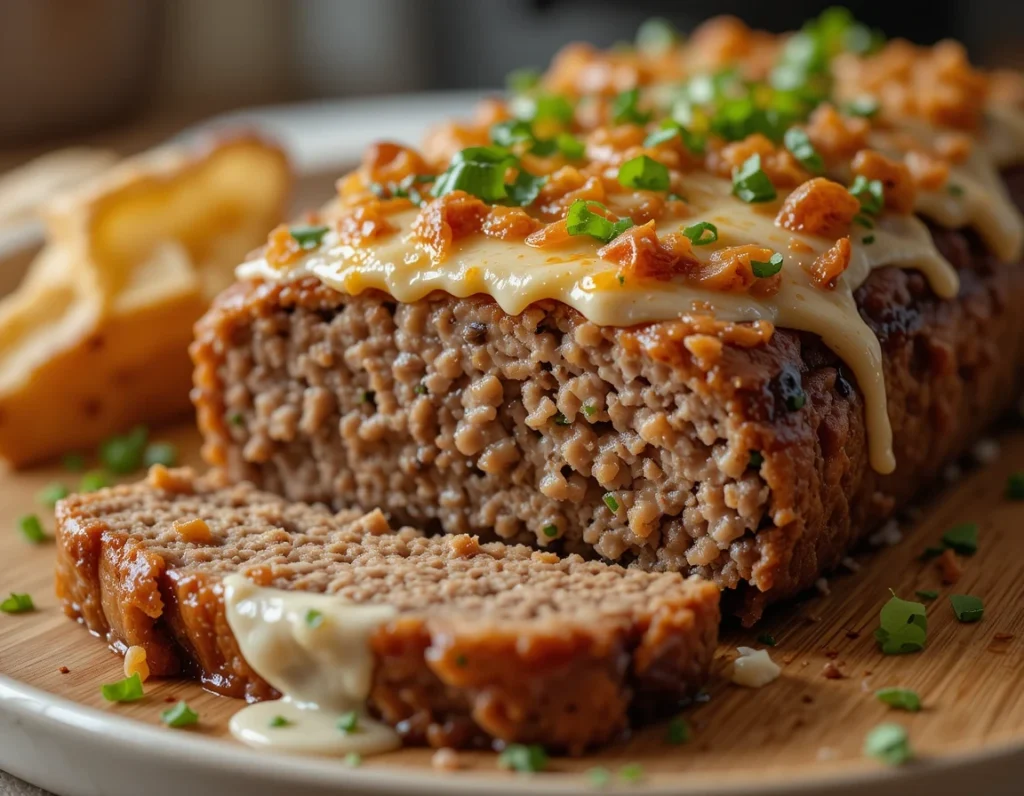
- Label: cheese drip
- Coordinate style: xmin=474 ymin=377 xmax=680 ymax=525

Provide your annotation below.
xmin=223 ymin=575 xmax=401 ymax=757
xmin=241 ymin=170 xmax=968 ymax=473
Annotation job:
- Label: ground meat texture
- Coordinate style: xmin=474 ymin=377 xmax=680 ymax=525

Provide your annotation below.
xmin=193 ymin=170 xmax=1024 ymax=625
xmin=55 ymin=469 xmax=718 ymax=753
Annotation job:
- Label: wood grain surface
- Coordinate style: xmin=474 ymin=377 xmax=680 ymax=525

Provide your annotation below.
xmin=1 ymin=421 xmax=1023 ymax=790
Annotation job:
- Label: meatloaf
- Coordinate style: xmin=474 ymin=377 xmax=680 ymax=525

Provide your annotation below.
xmin=55 ymin=465 xmax=719 ymax=752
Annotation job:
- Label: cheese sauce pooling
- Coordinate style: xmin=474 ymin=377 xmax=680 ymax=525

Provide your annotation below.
xmin=223 ymin=575 xmax=400 ymax=757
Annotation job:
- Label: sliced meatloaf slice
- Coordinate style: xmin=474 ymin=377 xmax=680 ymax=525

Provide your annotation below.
xmin=55 ymin=466 xmax=719 ymax=752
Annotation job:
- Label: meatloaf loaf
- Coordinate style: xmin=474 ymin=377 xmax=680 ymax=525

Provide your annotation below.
xmin=55 ymin=465 xmax=719 ymax=752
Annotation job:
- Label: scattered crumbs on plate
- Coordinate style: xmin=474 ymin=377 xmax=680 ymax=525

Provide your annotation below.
xmin=431 ymin=748 xmax=461 ymax=772
xmin=824 ymin=649 xmax=840 ymax=659
xmin=860 ymin=677 xmax=873 ymax=693
xmin=874 ymin=592 xmax=927 ymax=655
xmin=937 ymin=549 xmax=963 ymax=584
xmin=731 ymin=647 xmax=782 ymax=688
xmin=941 ymin=523 xmax=978 ymax=555
xmin=863 ymin=723 xmax=913 ymax=766
xmin=586 ymin=767 xmax=611 ymax=788
xmin=971 ymin=438 xmax=999 ymax=464
xmin=815 ymin=577 xmax=830 ymax=596
xmin=950 ymin=594 xmax=984 ymax=623
xmin=841 ymin=556 xmax=861 ymax=573
xmin=875 ymin=688 xmax=922 ymax=712
xmin=868 ymin=520 xmax=902 ymax=548
xmin=822 ymin=661 xmax=845 ymax=680
xmin=58 ymin=666 xmax=70 ymax=674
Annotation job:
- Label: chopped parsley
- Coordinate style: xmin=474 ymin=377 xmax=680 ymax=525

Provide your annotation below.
xmin=305 ymin=609 xmax=324 ymax=628
xmin=644 ymin=121 xmax=705 ymax=154
xmin=161 ymin=701 xmax=199 ymax=728
xmin=504 ymin=170 xmax=548 ymax=207
xmin=603 ymin=493 xmax=620 ymax=512
xmin=99 ymin=426 xmax=148 ymax=474
xmin=553 ymin=412 xmax=570 ymax=426
xmin=143 ymin=443 xmax=178 ymax=468
xmin=950 ymin=594 xmax=984 ymax=623
xmin=100 ymin=672 xmax=144 ymax=703
xmin=862 ymin=234 xmax=876 ymax=245
xmin=611 ymin=88 xmax=651 ymax=125
xmin=582 ymin=403 xmax=597 ymax=417
xmin=430 ymin=146 xmax=517 ymax=204
xmin=414 ymin=383 xmax=428 ymax=395
xmin=490 ymin=119 xmax=534 ymax=148
xmin=850 ymin=175 xmax=885 ymax=215
xmin=864 ymin=723 xmax=913 ymax=766
xmin=918 ymin=545 xmax=945 ymax=562
xmin=565 ymin=200 xmax=633 ymax=244
xmin=289 ymin=225 xmax=330 ymax=249
xmin=18 ymin=514 xmax=47 ymax=544
xmin=942 ymin=522 xmax=978 ymax=555
xmin=554 ymin=131 xmax=585 ymax=159
xmin=617 ymin=154 xmax=670 ymax=191
xmin=79 ymin=470 xmax=111 ymax=493
xmin=914 ymin=590 xmax=939 ymax=601
xmin=619 ymin=763 xmax=645 ymax=783
xmin=875 ymin=687 xmax=922 ymax=712
xmin=732 ymin=154 xmax=777 ymax=203
xmin=756 ymin=632 xmax=777 ymax=646
xmin=269 ymin=715 xmax=292 ymax=728
xmin=874 ymin=592 xmax=927 ymax=654
xmin=498 ymin=743 xmax=548 ymax=773
xmin=681 ymin=221 xmax=719 ymax=246
xmin=542 ymin=524 xmax=559 ymax=538
xmin=513 ymin=93 xmax=575 ymax=126
xmin=0 ymin=593 xmax=34 ymax=614
xmin=586 ymin=767 xmax=612 ymax=788
xmin=62 ymin=452 xmax=86 ymax=472
xmin=666 ymin=717 xmax=691 ymax=744
xmin=844 ymin=96 xmax=880 ymax=118
xmin=854 ymin=213 xmax=875 ymax=228
xmin=337 ymin=711 xmax=360 ymax=733
xmin=37 ymin=482 xmax=69 ymax=508
xmin=783 ymin=127 xmax=824 ymax=174
xmin=749 ymin=450 xmax=765 ymax=469
xmin=752 ymin=252 xmax=784 ymax=278
xmin=506 ymin=67 xmax=541 ymax=94
xmin=1007 ymin=472 xmax=1024 ymax=500
xmin=785 ymin=390 xmax=807 ymax=411
xmin=344 ymin=752 xmax=362 ymax=768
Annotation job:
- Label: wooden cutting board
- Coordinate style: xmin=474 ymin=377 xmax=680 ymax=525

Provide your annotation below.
xmin=1 ymin=421 xmax=1023 ymax=791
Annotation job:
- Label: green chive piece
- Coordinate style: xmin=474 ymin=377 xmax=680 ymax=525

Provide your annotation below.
xmin=732 ymin=154 xmax=777 ymax=203
xmin=542 ymin=524 xmax=559 ymax=539
xmin=62 ymin=452 xmax=86 ymax=472
xmin=553 ymin=412 xmax=570 ymax=426
xmin=862 ymin=234 xmax=876 ymax=244
xmin=876 ymin=687 xmax=922 ymax=712
xmin=603 ymin=493 xmax=620 ymax=512
xmin=582 ymin=403 xmax=597 ymax=417
xmin=269 ymin=715 xmax=292 ymax=728
xmin=228 ymin=412 xmax=245 ymax=427
xmin=565 ymin=200 xmax=634 ymax=244
xmin=749 ymin=451 xmax=765 ymax=469
xmin=644 ymin=121 xmax=705 ymax=154
xmin=783 ymin=127 xmax=824 ymax=174
xmin=844 ymin=96 xmax=879 ymax=118
xmin=0 ymin=593 xmax=34 ymax=613
xmin=143 ymin=443 xmax=178 ymax=468
xmin=586 ymin=767 xmax=612 ymax=788
xmin=915 ymin=590 xmax=939 ymax=601
xmin=864 ymin=723 xmax=913 ymax=766
xmin=414 ymin=383 xmax=429 ymax=395
xmin=644 ymin=125 xmax=680 ymax=148
xmin=786 ymin=390 xmax=807 ymax=412
xmin=99 ymin=426 xmax=149 ymax=474
xmin=101 ymin=672 xmax=144 ymax=703
xmin=18 ymin=514 xmax=47 ymax=544
xmin=850 ymin=175 xmax=885 ymax=215
xmin=290 ymin=225 xmax=330 ymax=249
xmin=752 ymin=252 xmax=784 ymax=278
xmin=490 ymin=119 xmax=534 ymax=148
xmin=757 ymin=632 xmax=777 ymax=646
xmin=503 ymin=170 xmax=547 ymax=208
xmin=918 ymin=546 xmax=945 ymax=562
xmin=498 ymin=743 xmax=548 ymax=773
xmin=617 ymin=154 xmax=670 ymax=191
xmin=1006 ymin=472 xmax=1024 ymax=500
xmin=666 ymin=717 xmax=691 ymax=744
xmin=37 ymin=482 xmax=69 ymax=508
xmin=431 ymin=146 xmax=518 ymax=204
xmin=942 ymin=522 xmax=978 ymax=555
xmin=554 ymin=132 xmax=585 ymax=159
xmin=344 ymin=752 xmax=362 ymax=768
xmin=619 ymin=763 xmax=645 ymax=783
xmin=161 ymin=701 xmax=199 ymax=727
xmin=854 ymin=213 xmax=875 ymax=229
xmin=874 ymin=592 xmax=927 ymax=655
xmin=337 ymin=711 xmax=360 ymax=733
xmin=950 ymin=594 xmax=984 ymax=623
xmin=80 ymin=470 xmax=111 ymax=493
xmin=305 ymin=609 xmax=324 ymax=629
xmin=506 ymin=67 xmax=541 ymax=94
xmin=636 ymin=17 xmax=677 ymax=55
xmin=681 ymin=221 xmax=718 ymax=246
xmin=611 ymin=88 xmax=651 ymax=126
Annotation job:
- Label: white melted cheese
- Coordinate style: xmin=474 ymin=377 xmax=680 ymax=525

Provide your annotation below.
xmin=223 ymin=575 xmax=401 ymax=757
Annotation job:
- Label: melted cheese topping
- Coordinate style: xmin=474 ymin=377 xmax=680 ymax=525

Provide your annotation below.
xmin=223 ymin=575 xmax=401 ymax=757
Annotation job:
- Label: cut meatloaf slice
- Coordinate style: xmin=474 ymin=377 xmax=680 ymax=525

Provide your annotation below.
xmin=55 ymin=466 xmax=719 ymax=752
xmin=192 ymin=171 xmax=1024 ymax=625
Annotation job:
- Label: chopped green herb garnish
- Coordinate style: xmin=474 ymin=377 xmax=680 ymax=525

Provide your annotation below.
xmin=289 ymin=225 xmax=330 ymax=249
xmin=619 ymin=763 xmax=645 ymax=783
xmin=942 ymin=522 xmax=978 ymax=555
xmin=554 ymin=132 xmax=585 ymax=159
xmin=99 ymin=426 xmax=148 ymax=474
xmin=0 ymin=593 xmax=34 ymax=614
xmin=864 ymin=723 xmax=912 ymax=766
xmin=876 ymin=687 xmax=921 ymax=712
xmin=947 ymin=183 xmax=965 ymax=198
xmin=950 ymin=594 xmax=984 ymax=623
xmin=850 ymin=175 xmax=884 ymax=215
xmin=161 ymin=701 xmax=199 ymax=727
xmin=666 ymin=717 xmax=691 ymax=744
xmin=337 ymin=711 xmax=360 ymax=733
xmin=305 ymin=609 xmax=324 ymax=628
xmin=854 ymin=213 xmax=875 ymax=229
xmin=603 ymin=493 xmax=620 ymax=512
xmin=504 ymin=169 xmax=548 ymax=207
xmin=681 ymin=221 xmax=719 ymax=246
xmin=752 ymin=252 xmax=784 ymax=278
xmin=490 ymin=119 xmax=534 ymax=148
xmin=644 ymin=121 xmax=705 ymax=154
xmin=498 ymin=743 xmax=548 ymax=773
xmin=62 ymin=452 xmax=86 ymax=472
xmin=617 ymin=274 xmax=626 ymax=285
xmin=919 ymin=545 xmax=945 ymax=561
xmin=582 ymin=403 xmax=597 ymax=417
xmin=1007 ymin=472 xmax=1024 ymax=500
xmin=915 ymin=590 xmax=939 ymax=601
xmin=542 ymin=524 xmax=559 ymax=538
xmin=101 ymin=672 xmax=144 ymax=702
xmin=757 ymin=632 xmax=777 ymax=646
xmin=862 ymin=235 xmax=876 ymax=245
xmin=749 ymin=450 xmax=764 ymax=469
xmin=506 ymin=67 xmax=541 ymax=94
xmin=344 ymin=752 xmax=362 ymax=768
xmin=586 ymin=767 xmax=612 ymax=788
xmin=611 ymin=88 xmax=651 ymax=126
xmin=37 ymin=482 xmax=69 ymax=508
xmin=431 ymin=146 xmax=518 ymax=204
xmin=269 ymin=715 xmax=292 ymax=728
xmin=785 ymin=389 xmax=806 ymax=411
xmin=553 ymin=412 xmax=570 ymax=426
xmin=644 ymin=125 xmax=680 ymax=148
xmin=732 ymin=154 xmax=777 ymax=203
xmin=844 ymin=96 xmax=879 ymax=118
xmin=636 ymin=17 xmax=677 ymax=55
xmin=18 ymin=514 xmax=46 ymax=544
xmin=80 ymin=470 xmax=111 ymax=493
xmin=143 ymin=443 xmax=178 ymax=468
xmin=617 ymin=154 xmax=670 ymax=191
xmin=783 ymin=127 xmax=824 ymax=174
xmin=565 ymin=200 xmax=634 ymax=244
xmin=874 ymin=592 xmax=927 ymax=654
xmin=514 ymin=93 xmax=575 ymax=125
xmin=414 ymin=383 xmax=428 ymax=395
xmin=228 ymin=412 xmax=245 ymax=427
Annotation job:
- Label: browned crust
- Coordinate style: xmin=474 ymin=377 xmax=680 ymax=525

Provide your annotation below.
xmin=54 ymin=473 xmax=719 ymax=753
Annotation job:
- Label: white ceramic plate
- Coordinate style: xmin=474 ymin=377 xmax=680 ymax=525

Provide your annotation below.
xmin=2 ymin=675 xmax=1022 ymax=796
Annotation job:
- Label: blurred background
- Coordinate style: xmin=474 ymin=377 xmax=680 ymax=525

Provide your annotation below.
xmin=1 ymin=0 xmax=1022 ymax=155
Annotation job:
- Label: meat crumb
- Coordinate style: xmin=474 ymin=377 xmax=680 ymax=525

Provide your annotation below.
xmin=994 ymin=632 xmax=1015 ymax=642
xmin=432 ymin=748 xmax=461 ymax=772
xmin=822 ymin=662 xmax=845 ymax=679
xmin=971 ymin=438 xmax=1000 ymax=464
xmin=58 ymin=666 xmax=70 ymax=674
xmin=824 ymin=649 xmax=840 ymax=659
xmin=845 ymin=630 xmax=861 ymax=640
xmin=868 ymin=519 xmax=902 ymax=547
xmin=937 ymin=548 xmax=963 ymax=584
